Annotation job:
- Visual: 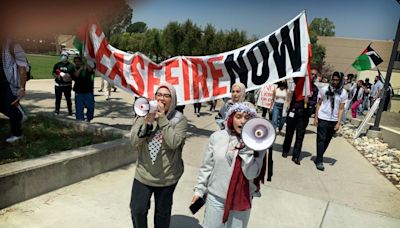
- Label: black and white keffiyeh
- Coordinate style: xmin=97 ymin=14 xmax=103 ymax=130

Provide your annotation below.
xmin=224 ymin=102 xmax=257 ymax=120
xmin=148 ymin=130 xmax=163 ymax=164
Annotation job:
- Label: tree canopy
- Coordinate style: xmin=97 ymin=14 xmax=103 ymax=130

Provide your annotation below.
xmin=110 ymin=19 xmax=253 ymax=63
xmin=309 ymin=17 xmax=335 ymax=72
xmin=126 ymin=22 xmax=148 ymax=33
xmin=100 ymin=0 xmax=133 ymax=39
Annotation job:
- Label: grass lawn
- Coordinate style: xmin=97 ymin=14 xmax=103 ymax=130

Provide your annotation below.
xmin=27 ymin=54 xmax=59 ymax=79
xmin=0 ymin=115 xmax=118 ymax=165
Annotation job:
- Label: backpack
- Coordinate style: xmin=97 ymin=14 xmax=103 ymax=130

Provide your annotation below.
xmin=10 ymin=42 xmax=32 ymax=81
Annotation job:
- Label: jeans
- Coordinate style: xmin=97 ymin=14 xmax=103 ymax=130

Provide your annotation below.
xmin=55 ymin=85 xmax=72 ymax=113
xmin=0 ymin=84 xmax=23 ymax=136
xmin=271 ymin=103 xmax=285 ymax=130
xmin=130 ymin=179 xmax=177 ymax=228
xmin=341 ymin=100 xmax=351 ymax=124
xmin=75 ymin=92 xmax=95 ymax=121
xmin=203 ymin=193 xmax=251 ymax=228
xmin=351 ymin=100 xmax=363 ymax=118
xmin=316 ymin=119 xmax=337 ymax=164
xmin=282 ymin=109 xmax=309 ymax=159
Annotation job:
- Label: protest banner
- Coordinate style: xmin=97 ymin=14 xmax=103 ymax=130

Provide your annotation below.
xmin=78 ymin=11 xmax=311 ymax=105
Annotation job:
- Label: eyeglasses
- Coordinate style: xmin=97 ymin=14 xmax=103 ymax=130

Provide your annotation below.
xmin=155 ymin=92 xmax=172 ymax=99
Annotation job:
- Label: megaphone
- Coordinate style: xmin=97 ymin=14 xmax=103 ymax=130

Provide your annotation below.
xmin=133 ymin=97 xmax=158 ymax=117
xmin=241 ymin=117 xmax=276 ymax=151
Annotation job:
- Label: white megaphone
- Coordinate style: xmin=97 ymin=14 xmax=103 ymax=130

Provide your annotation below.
xmin=133 ymin=97 xmax=158 ymax=117
xmin=241 ymin=117 xmax=276 ymax=151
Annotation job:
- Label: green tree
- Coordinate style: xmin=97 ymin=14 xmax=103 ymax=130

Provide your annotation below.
xmin=119 ymin=33 xmax=132 ymax=51
xmin=180 ymin=20 xmax=202 ymax=55
xmin=212 ymin=30 xmax=227 ymax=54
xmin=224 ymin=29 xmax=247 ymax=51
xmin=127 ymin=33 xmax=145 ymax=52
xmin=162 ymin=22 xmax=184 ymax=57
xmin=199 ymin=24 xmax=216 ymax=55
xmin=309 ymin=18 xmax=335 ymax=38
xmin=100 ymin=1 xmax=133 ymax=39
xmin=309 ymin=17 xmax=335 ymax=72
xmin=143 ymin=28 xmax=163 ymax=62
xmin=109 ymin=33 xmax=123 ymax=48
xmin=126 ymin=22 xmax=148 ymax=34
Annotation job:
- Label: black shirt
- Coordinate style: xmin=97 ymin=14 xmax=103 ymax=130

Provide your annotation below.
xmin=0 ymin=46 xmax=9 ymax=86
xmin=72 ymin=66 xmax=94 ymax=93
xmin=52 ymin=61 xmax=75 ymax=85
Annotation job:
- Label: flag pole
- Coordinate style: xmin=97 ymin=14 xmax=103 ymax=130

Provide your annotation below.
xmin=371 ymin=18 xmax=400 ymax=131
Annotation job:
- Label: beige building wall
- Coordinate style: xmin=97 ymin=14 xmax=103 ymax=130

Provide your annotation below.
xmin=317 ymin=36 xmax=400 ymax=90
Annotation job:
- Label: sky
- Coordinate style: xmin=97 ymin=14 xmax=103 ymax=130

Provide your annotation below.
xmin=131 ymin=0 xmax=399 ymax=41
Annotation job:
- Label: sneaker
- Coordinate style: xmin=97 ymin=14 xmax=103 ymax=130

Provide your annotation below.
xmin=316 ymin=162 xmax=325 ymax=171
xmin=54 ymin=110 xmax=60 ymax=115
xmin=6 ymin=135 xmax=24 ymax=143
xmin=17 ymin=105 xmax=28 ymax=123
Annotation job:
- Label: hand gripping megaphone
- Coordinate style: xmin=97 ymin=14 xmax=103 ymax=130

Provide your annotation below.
xmin=241 ymin=117 xmax=276 ymax=151
xmin=133 ymin=97 xmax=158 ymax=117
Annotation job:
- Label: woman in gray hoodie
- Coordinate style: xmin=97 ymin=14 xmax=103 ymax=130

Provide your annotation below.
xmin=193 ymin=102 xmax=266 ymax=228
xmin=130 ymin=82 xmax=188 ymax=228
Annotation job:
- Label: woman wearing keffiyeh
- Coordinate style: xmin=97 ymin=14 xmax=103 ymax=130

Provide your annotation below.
xmin=193 ymin=102 xmax=267 ymax=228
xmin=130 ymin=82 xmax=188 ymax=228
xmin=314 ymin=71 xmax=347 ymax=171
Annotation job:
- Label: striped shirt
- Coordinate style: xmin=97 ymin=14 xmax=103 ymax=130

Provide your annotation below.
xmin=1 ymin=40 xmax=28 ymax=96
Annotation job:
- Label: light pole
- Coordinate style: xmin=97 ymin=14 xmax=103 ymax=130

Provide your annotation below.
xmin=371 ymin=19 xmax=400 ymax=131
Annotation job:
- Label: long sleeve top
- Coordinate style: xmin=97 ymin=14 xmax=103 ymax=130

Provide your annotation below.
xmin=130 ymin=114 xmax=188 ymax=187
xmin=194 ymin=130 xmax=266 ymax=199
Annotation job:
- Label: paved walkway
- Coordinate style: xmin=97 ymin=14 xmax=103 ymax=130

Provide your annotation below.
xmin=0 ymin=78 xmax=400 ymax=227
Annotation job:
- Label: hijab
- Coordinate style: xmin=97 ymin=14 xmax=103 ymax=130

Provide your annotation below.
xmin=325 ymin=71 xmax=344 ymax=114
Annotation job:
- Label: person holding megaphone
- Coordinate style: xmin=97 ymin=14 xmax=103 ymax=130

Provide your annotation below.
xmin=129 ymin=82 xmax=188 ymax=228
xmin=192 ymin=102 xmax=268 ymax=228
xmin=215 ymin=82 xmax=247 ymax=130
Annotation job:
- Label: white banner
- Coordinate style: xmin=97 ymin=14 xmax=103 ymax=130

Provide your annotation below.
xmin=82 ymin=11 xmax=311 ymax=105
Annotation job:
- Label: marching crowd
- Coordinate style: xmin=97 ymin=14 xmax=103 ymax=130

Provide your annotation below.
xmin=1 ymin=39 xmax=395 ymax=228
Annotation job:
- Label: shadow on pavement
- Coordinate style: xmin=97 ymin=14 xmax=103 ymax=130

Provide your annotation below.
xmin=310 ymin=155 xmax=337 ymax=166
xmin=170 ymin=214 xmax=202 ymax=228
xmin=187 ymin=123 xmax=214 ymax=138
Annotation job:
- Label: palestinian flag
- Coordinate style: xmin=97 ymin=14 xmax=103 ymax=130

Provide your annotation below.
xmin=73 ymin=21 xmax=96 ymax=69
xmin=352 ymin=45 xmax=383 ymax=71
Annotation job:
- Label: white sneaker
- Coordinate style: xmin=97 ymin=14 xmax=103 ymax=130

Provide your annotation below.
xmin=17 ymin=105 xmax=28 ymax=123
xmin=6 ymin=135 xmax=24 ymax=143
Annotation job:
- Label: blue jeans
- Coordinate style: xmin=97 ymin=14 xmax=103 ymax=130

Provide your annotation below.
xmin=75 ymin=92 xmax=94 ymax=121
xmin=271 ymin=103 xmax=285 ymax=131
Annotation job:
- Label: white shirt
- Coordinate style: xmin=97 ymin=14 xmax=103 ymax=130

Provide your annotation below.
xmin=274 ymin=88 xmax=287 ymax=104
xmin=370 ymin=81 xmax=384 ymax=98
xmin=318 ymin=86 xmax=348 ymax=122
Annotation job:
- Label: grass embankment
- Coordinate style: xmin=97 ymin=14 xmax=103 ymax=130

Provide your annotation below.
xmin=26 ymin=54 xmax=59 ymax=79
xmin=0 ymin=116 xmax=117 ymax=165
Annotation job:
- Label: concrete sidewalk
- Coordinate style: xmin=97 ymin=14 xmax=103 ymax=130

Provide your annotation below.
xmin=0 ymin=78 xmax=400 ymax=227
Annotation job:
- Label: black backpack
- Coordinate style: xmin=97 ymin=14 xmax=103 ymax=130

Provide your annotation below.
xmin=10 ymin=43 xmax=32 ymax=81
